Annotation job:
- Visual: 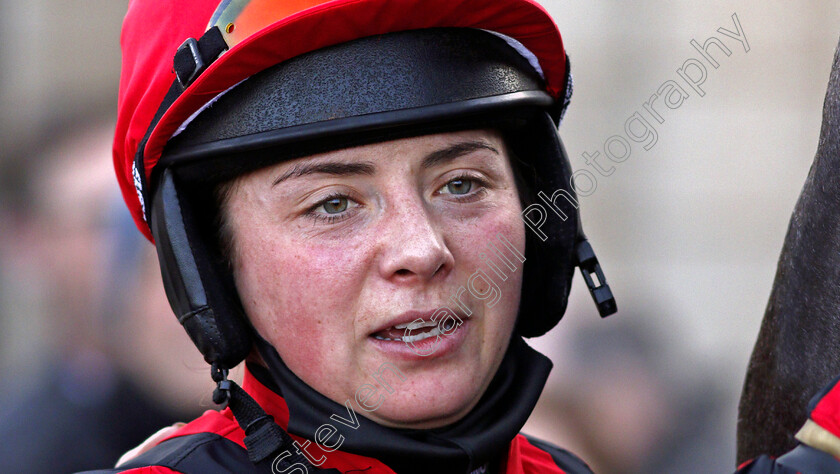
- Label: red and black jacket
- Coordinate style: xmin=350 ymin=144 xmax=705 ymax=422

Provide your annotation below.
xmin=82 ymin=358 xmax=840 ymax=474
xmin=80 ymin=338 xmax=594 ymax=473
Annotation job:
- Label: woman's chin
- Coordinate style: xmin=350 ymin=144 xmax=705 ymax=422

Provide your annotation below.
xmin=359 ymin=384 xmax=483 ymax=429
xmin=353 ymin=331 xmax=505 ymax=429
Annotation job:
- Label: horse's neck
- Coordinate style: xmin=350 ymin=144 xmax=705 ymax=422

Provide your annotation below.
xmin=737 ymin=37 xmax=840 ymax=463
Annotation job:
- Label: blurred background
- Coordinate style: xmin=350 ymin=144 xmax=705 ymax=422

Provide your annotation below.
xmin=0 ymin=1 xmax=838 ymax=473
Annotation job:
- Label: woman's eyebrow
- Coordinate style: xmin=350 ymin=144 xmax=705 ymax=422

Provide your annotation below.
xmin=272 ymin=161 xmax=376 ymax=186
xmin=421 ymin=140 xmax=500 ymax=169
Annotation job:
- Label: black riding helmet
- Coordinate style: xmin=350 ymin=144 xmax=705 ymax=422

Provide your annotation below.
xmin=150 ymin=28 xmax=616 ymax=374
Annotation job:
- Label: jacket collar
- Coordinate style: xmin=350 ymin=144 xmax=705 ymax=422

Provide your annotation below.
xmin=244 ymin=336 xmax=552 ymax=474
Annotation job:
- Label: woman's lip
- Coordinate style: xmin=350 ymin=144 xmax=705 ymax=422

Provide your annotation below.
xmin=370 ymin=308 xmax=458 ymax=335
xmin=368 ymin=317 xmax=470 ymax=360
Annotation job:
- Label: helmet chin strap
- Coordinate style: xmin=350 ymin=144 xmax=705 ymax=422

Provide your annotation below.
xmin=210 ymin=363 xmax=340 ymax=472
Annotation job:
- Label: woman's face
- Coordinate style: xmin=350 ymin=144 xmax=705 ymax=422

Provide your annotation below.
xmin=224 ymin=129 xmax=526 ymax=429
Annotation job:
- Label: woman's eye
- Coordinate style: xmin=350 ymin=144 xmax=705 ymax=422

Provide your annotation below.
xmin=440 ymin=176 xmax=483 ymax=196
xmin=444 ymin=179 xmax=473 ymax=195
xmin=322 ymin=197 xmax=348 ymax=214
xmin=305 ymin=194 xmax=359 ymax=224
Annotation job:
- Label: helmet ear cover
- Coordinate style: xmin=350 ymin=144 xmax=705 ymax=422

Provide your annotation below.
xmin=150 ymin=168 xmax=252 ymax=369
xmin=507 ymin=115 xmax=580 ymax=337
xmin=149 ymin=28 xmax=586 ymax=367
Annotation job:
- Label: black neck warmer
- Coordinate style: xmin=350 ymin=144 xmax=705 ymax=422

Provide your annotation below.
xmin=251 ymin=336 xmax=552 ymax=474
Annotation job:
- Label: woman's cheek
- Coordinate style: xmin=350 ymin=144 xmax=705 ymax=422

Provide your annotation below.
xmin=451 ymin=206 xmax=525 ymax=278
xmin=472 ymin=209 xmax=525 ymax=338
xmin=247 ymin=235 xmax=368 ymax=357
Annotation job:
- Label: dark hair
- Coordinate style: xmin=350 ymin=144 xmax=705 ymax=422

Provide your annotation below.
xmin=214 ymin=178 xmax=239 ymax=268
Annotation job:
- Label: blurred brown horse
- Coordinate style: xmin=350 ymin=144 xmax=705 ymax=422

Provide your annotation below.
xmin=737 ymin=36 xmax=840 ymax=464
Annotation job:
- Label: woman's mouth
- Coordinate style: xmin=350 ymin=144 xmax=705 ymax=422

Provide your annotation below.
xmin=372 ymin=319 xmax=444 ymax=342
xmin=369 ymin=311 xmax=470 ymax=360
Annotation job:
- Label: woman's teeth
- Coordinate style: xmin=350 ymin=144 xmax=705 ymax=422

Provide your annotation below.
xmin=397 ymin=325 xmax=442 ymax=343
xmin=374 ymin=319 xmax=442 ymax=342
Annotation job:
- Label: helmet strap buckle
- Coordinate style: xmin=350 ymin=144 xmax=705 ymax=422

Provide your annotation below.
xmin=174 ymin=26 xmax=228 ymax=89
xmin=175 ymin=38 xmax=206 ymax=89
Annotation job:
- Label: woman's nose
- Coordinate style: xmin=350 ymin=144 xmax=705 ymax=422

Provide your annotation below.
xmin=376 ymin=198 xmax=454 ymax=284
